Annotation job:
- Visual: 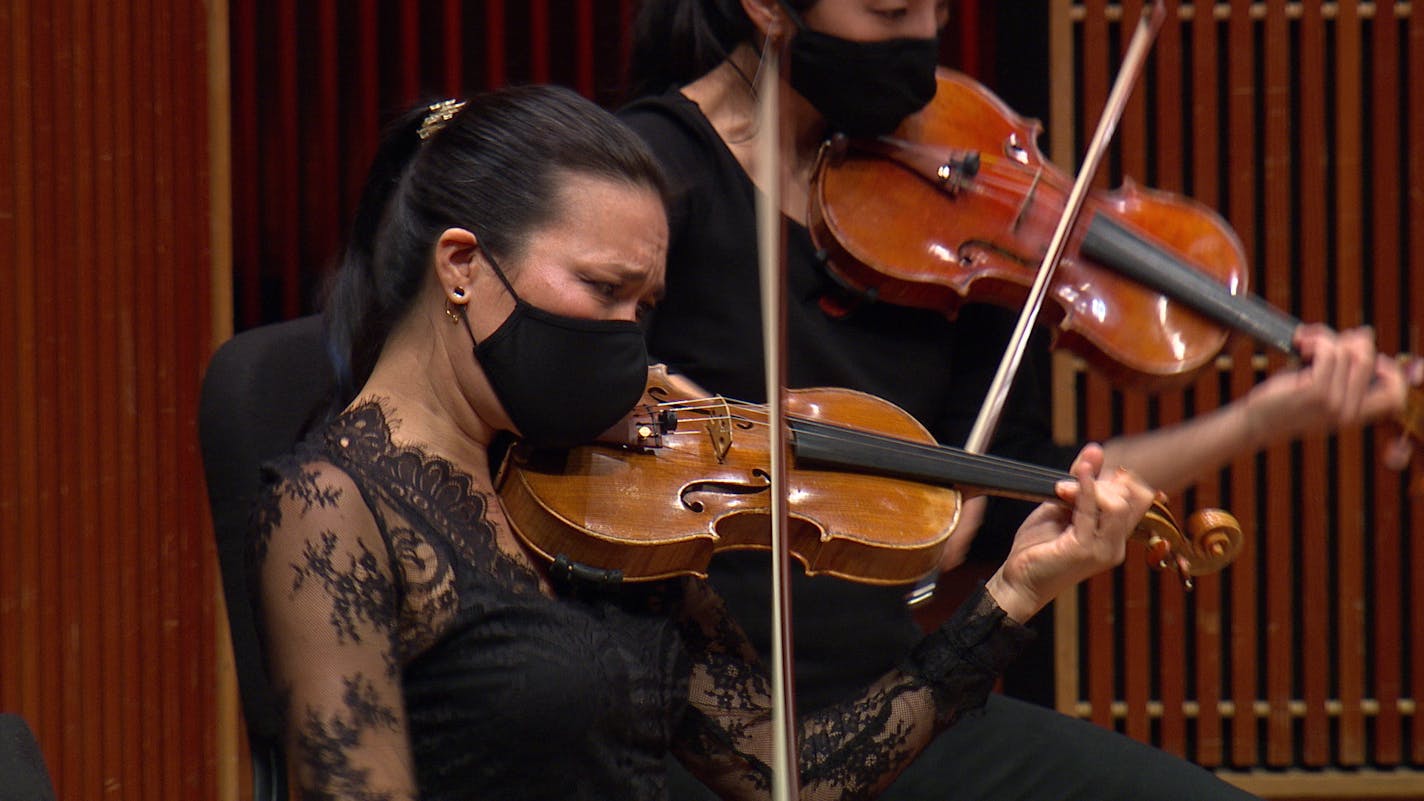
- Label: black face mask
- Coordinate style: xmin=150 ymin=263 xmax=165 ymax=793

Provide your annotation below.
xmin=776 ymin=1 xmax=940 ymax=138
xmin=461 ymin=247 xmax=649 ymax=449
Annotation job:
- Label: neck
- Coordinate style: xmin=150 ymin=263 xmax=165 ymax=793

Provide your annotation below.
xmin=681 ymin=43 xmax=827 ymax=222
xmin=355 ymin=305 xmax=499 ymax=487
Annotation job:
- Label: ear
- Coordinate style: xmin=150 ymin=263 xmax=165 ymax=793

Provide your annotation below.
xmin=433 ymin=227 xmax=480 ymax=304
xmin=741 ymin=0 xmax=791 ymax=40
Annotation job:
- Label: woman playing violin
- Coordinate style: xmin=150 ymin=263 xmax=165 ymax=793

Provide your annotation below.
xmin=251 ymin=84 xmax=1158 ymax=800
xmin=618 ymin=1 xmax=1412 ymax=799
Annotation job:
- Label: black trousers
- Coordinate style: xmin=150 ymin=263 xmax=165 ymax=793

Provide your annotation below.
xmin=665 ymin=693 xmax=1260 ymax=800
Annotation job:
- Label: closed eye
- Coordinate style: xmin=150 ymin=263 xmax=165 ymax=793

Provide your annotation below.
xmin=583 ymin=278 xmax=619 ymax=299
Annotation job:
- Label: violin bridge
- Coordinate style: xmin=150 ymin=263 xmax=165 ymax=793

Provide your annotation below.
xmin=705 ymin=399 xmax=733 ymax=463
xmin=1011 ymin=167 xmax=1044 ymax=232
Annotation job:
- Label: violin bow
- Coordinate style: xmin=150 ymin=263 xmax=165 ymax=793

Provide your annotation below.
xmin=905 ymin=1 xmax=1168 ymax=608
xmin=964 ymin=0 xmax=1167 ymax=454
xmin=754 ymin=26 xmax=800 ymax=801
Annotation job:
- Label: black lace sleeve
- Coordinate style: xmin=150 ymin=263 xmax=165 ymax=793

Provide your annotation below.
xmin=251 ymin=457 xmax=421 ymax=801
xmin=670 ymin=579 xmax=1033 ymax=800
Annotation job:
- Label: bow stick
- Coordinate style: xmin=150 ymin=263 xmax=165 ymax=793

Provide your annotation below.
xmin=909 ymin=0 xmax=1168 ymax=606
xmin=754 ymin=29 xmax=800 ymax=801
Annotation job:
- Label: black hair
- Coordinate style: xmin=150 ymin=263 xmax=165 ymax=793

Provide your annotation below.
xmin=323 ymin=84 xmax=668 ymax=404
xmin=626 ymin=0 xmax=815 ymax=99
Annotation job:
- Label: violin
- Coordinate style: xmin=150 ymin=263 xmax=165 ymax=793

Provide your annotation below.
xmin=808 ymin=68 xmax=1424 ymax=445
xmin=808 ymin=68 xmax=1246 ymax=389
xmin=496 ymin=365 xmax=1242 ymax=587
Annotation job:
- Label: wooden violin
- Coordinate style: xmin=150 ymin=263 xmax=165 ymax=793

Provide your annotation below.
xmin=496 ymin=366 xmax=1243 ymax=587
xmin=809 ymin=69 xmax=1246 ymax=389
xmin=808 ymin=68 xmax=1423 ymax=448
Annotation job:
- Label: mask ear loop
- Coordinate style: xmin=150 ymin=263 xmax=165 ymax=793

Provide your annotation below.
xmin=460 ymin=244 xmax=522 ymax=349
xmin=771 ymin=0 xmax=808 ymax=31
xmin=477 ymin=244 xmax=522 ymax=301
xmin=727 ymin=30 xmax=777 ymax=145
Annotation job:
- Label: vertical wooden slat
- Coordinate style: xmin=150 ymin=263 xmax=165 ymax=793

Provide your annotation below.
xmin=133 ymin=0 xmax=165 ymax=791
xmin=159 ymin=5 xmax=184 ymax=794
xmin=1293 ymin=0 xmax=1331 ymax=768
xmin=89 ymin=0 xmax=126 ymax=791
xmin=399 ymin=2 xmax=420 ymax=103
xmin=273 ymin=0 xmax=300 ymax=318
xmin=1049 ymin=0 xmax=1080 ymax=721
xmin=1188 ymin=0 xmax=1225 ymax=767
xmin=230 ymin=0 xmax=258 ymax=328
xmin=1369 ymin=0 xmax=1405 ymax=767
xmin=1409 ymin=2 xmax=1424 ymax=765
xmin=70 ymin=2 xmax=105 ymax=795
xmin=576 ymin=0 xmax=594 ymax=97
xmin=352 ymin=0 xmax=379 ymax=212
xmin=485 ymin=0 xmax=506 ymax=88
xmin=19 ymin=0 xmax=44 ymax=755
xmin=955 ymin=0 xmax=982 ymax=77
xmin=443 ymin=0 xmax=463 ymax=96
xmin=1080 ymin=0 xmax=1116 ymax=734
xmin=208 ymin=0 xmax=238 ymax=794
xmin=31 ymin=1 xmax=66 ymax=788
xmin=1 ymin=0 xmax=41 ymax=756
xmin=1152 ymin=0 xmax=1187 ymax=759
xmin=173 ymin=1 xmax=217 ymax=791
xmin=111 ymin=2 xmax=145 ymax=794
xmin=1117 ymin=0 xmax=1153 ymax=748
xmin=530 ymin=0 xmax=549 ymax=83
xmin=0 ymin=2 xmax=17 ymax=728
xmin=1332 ymin=0 xmax=1368 ymax=767
xmin=46 ymin=3 xmax=80 ymax=792
xmin=1270 ymin=0 xmax=1304 ymax=769
xmin=1224 ymin=0 xmax=1262 ymax=767
xmin=310 ymin=0 xmax=339 ymax=301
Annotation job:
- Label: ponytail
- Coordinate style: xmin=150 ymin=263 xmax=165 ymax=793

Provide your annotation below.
xmin=324 ymin=105 xmax=429 ymax=403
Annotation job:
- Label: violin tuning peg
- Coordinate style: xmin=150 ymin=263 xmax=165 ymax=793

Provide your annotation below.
xmin=961 ymin=151 xmax=980 ymax=177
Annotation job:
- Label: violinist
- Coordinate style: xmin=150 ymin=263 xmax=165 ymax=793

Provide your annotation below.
xmin=251 ymin=84 xmax=1160 ymax=800
xmin=618 ymin=1 xmax=1411 ymax=800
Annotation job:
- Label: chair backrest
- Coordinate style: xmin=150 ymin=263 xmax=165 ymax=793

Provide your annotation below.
xmin=199 ymin=315 xmax=335 ymax=800
xmin=0 ymin=714 xmax=55 ymax=801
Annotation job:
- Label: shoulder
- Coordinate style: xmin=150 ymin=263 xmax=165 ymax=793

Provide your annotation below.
xmin=618 ymin=92 xmax=725 ymax=184
xmin=252 ymin=442 xmax=383 ymax=572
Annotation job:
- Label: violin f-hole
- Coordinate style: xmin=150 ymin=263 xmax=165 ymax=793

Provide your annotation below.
xmin=679 ymin=470 xmax=771 ymax=513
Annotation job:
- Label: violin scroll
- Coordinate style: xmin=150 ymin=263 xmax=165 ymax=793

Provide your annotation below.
xmin=1137 ymin=504 xmax=1243 ymax=588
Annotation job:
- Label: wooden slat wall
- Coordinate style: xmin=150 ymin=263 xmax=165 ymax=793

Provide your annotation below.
xmin=227 ymin=0 xmax=992 ymax=331
xmin=1053 ymin=0 xmax=1424 ymax=787
xmin=0 ymin=2 xmax=224 ymax=801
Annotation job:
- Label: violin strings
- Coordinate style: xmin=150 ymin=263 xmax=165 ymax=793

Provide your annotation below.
xmin=870 ymin=142 xmax=1073 ymax=209
xmin=861 ymin=150 xmax=1097 ymax=251
xmin=640 ymin=396 xmax=1069 ymax=491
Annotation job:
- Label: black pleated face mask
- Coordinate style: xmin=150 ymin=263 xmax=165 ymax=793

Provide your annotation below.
xmin=461 ymin=247 xmax=649 ymax=449
xmin=776 ymin=0 xmax=940 ymax=138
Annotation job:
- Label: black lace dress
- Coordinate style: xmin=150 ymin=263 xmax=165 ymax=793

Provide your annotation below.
xmin=251 ymin=402 xmax=1032 ymax=801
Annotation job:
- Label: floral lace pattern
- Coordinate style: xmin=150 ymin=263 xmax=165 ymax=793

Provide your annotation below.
xmin=251 ymin=401 xmax=1032 ymax=800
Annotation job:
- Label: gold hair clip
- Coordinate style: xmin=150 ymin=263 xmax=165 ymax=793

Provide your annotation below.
xmin=418 ymin=99 xmax=466 ymax=141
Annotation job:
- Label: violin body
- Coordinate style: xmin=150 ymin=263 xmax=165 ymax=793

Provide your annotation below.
xmin=809 ymin=69 xmax=1250 ymax=388
xmin=497 ymin=366 xmax=1242 ymax=585
xmin=497 ymin=366 xmax=961 ymax=585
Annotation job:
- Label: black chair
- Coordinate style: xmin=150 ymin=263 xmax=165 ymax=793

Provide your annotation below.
xmin=0 ymin=714 xmax=56 ymax=801
xmin=199 ymin=315 xmax=335 ymax=801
